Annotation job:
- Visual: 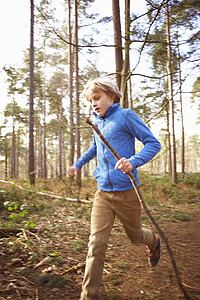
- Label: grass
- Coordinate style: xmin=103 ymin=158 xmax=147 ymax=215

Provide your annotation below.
xmin=70 ymin=239 xmax=86 ymax=252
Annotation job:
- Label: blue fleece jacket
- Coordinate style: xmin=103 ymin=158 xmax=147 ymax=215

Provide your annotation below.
xmin=75 ymin=104 xmax=161 ymax=191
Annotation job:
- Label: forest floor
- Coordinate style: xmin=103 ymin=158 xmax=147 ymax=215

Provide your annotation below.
xmin=0 ymin=174 xmax=200 ymax=300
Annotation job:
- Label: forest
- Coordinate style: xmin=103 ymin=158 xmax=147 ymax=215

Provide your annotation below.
xmin=0 ymin=0 xmax=200 ymax=185
xmin=0 ymin=0 xmax=200 ymax=299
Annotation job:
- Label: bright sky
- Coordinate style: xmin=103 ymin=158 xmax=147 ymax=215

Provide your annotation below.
xmin=0 ymin=0 xmax=199 ymax=139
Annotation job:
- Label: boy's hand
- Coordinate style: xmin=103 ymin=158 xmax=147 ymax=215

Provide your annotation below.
xmin=68 ymin=166 xmax=79 ymax=177
xmin=115 ymin=157 xmax=133 ymax=174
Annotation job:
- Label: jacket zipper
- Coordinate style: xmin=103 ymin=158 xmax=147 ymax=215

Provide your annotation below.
xmin=103 ymin=119 xmax=113 ymax=191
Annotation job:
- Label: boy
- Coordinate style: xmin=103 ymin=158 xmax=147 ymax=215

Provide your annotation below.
xmin=68 ymin=77 xmax=161 ymax=300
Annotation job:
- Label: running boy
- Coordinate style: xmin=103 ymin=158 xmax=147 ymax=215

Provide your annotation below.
xmin=68 ymin=77 xmax=161 ymax=300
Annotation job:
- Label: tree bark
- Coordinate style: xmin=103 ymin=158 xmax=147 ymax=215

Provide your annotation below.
xmin=5 ymin=135 xmax=8 ymax=179
xmin=120 ymin=0 xmax=130 ymax=108
xmin=177 ymin=40 xmax=185 ymax=173
xmin=29 ymin=0 xmax=35 ymax=185
xmin=38 ymin=100 xmax=43 ymax=178
xmin=11 ymin=121 xmax=16 ymax=178
xmin=68 ymin=0 xmax=75 ymax=167
xmin=166 ymin=2 xmax=177 ymax=183
xmin=165 ymin=103 xmax=172 ymax=176
xmin=75 ymin=0 xmax=81 ymax=187
xmin=16 ymin=128 xmax=20 ymax=177
xmin=112 ymin=0 xmax=123 ymax=89
xmin=43 ymin=46 xmax=47 ymax=178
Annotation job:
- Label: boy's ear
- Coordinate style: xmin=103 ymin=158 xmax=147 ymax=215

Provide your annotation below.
xmin=108 ymin=92 xmax=115 ymax=102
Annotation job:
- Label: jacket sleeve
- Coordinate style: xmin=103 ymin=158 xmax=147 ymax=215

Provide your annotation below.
xmin=125 ymin=110 xmax=161 ymax=168
xmin=75 ymin=135 xmax=97 ymax=170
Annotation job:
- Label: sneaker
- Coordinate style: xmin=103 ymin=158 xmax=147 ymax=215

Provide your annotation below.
xmin=148 ymin=234 xmax=161 ymax=267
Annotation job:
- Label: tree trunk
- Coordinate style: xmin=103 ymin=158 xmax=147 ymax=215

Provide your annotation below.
xmin=128 ymin=77 xmax=133 ymax=109
xmin=5 ymin=135 xmax=8 ymax=179
xmin=68 ymin=0 xmax=75 ymax=167
xmin=177 ymin=40 xmax=185 ymax=173
xmin=166 ymin=2 xmax=177 ymax=183
xmin=11 ymin=122 xmax=16 ymax=178
xmin=120 ymin=0 xmax=130 ymax=108
xmin=166 ymin=103 xmax=172 ymax=176
xmin=16 ymin=128 xmax=20 ymax=178
xmin=75 ymin=0 xmax=81 ymax=187
xmin=59 ymin=99 xmax=63 ymax=178
xmin=112 ymin=0 xmax=123 ymax=89
xmin=29 ymin=0 xmax=35 ymax=185
xmin=38 ymin=100 xmax=43 ymax=178
xmin=43 ymin=47 xmax=47 ymax=178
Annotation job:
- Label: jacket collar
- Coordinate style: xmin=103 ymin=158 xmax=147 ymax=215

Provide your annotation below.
xmin=93 ymin=103 xmax=121 ymax=119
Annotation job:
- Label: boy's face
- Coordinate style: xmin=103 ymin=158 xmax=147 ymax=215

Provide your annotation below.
xmin=90 ymin=90 xmax=114 ymax=117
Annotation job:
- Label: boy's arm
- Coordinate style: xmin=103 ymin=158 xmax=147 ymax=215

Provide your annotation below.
xmin=75 ymin=143 xmax=97 ymax=170
xmin=69 ymin=135 xmax=97 ymax=173
xmin=125 ymin=110 xmax=161 ymax=169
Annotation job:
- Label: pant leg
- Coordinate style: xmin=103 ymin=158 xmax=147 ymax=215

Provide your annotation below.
xmin=81 ymin=190 xmax=115 ymax=300
xmin=114 ymin=189 xmax=157 ymax=249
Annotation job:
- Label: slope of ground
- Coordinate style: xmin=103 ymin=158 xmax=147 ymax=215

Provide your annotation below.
xmin=0 ymin=175 xmax=200 ymax=300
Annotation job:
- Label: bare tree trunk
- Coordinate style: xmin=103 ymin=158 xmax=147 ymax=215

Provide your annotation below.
xmin=59 ymin=99 xmax=63 ymax=178
xmin=43 ymin=47 xmax=47 ymax=178
xmin=166 ymin=2 xmax=177 ymax=183
xmin=11 ymin=122 xmax=16 ymax=178
xmin=120 ymin=0 xmax=130 ymax=108
xmin=29 ymin=0 xmax=35 ymax=185
xmin=177 ymin=40 xmax=185 ymax=173
xmin=112 ymin=0 xmax=123 ymax=89
xmin=128 ymin=77 xmax=133 ymax=109
xmin=68 ymin=0 xmax=75 ymax=167
xmin=63 ymin=133 xmax=66 ymax=177
xmin=166 ymin=103 xmax=172 ymax=176
xmin=38 ymin=100 xmax=43 ymax=178
xmin=5 ymin=135 xmax=8 ymax=180
xmin=16 ymin=129 xmax=20 ymax=177
xmin=75 ymin=0 xmax=81 ymax=187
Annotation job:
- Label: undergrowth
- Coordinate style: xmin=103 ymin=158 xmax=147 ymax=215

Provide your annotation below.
xmin=0 ymin=174 xmax=200 ymax=299
xmin=0 ymin=173 xmax=200 ymax=230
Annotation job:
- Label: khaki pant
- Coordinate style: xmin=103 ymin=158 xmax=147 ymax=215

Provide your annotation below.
xmin=81 ymin=189 xmax=157 ymax=300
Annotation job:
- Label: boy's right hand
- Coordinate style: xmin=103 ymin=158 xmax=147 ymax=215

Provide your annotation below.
xmin=68 ymin=166 xmax=79 ymax=177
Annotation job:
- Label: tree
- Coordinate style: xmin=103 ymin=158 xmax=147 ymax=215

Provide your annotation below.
xmin=48 ymin=71 xmax=67 ymax=178
xmin=112 ymin=0 xmax=123 ymax=89
xmin=29 ymin=0 xmax=35 ymax=185
xmin=3 ymin=65 xmax=26 ymax=178
xmin=43 ymin=47 xmax=47 ymax=178
xmin=120 ymin=0 xmax=131 ymax=108
xmin=75 ymin=0 xmax=81 ymax=187
xmin=166 ymin=1 xmax=177 ymax=183
xmin=4 ymin=102 xmax=28 ymax=178
xmin=68 ymin=0 xmax=75 ymax=167
xmin=191 ymin=77 xmax=200 ymax=123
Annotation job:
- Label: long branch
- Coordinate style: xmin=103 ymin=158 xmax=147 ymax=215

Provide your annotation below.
xmin=85 ymin=118 xmax=190 ymax=300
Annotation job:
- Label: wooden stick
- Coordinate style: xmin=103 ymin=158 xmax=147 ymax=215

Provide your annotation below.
xmin=86 ymin=118 xmax=190 ymax=300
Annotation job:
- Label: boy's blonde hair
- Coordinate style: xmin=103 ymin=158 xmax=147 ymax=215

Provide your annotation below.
xmin=82 ymin=77 xmax=122 ymax=103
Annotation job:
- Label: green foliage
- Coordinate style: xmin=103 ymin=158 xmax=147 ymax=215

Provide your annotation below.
xmin=0 ymin=186 xmax=37 ymax=228
xmin=191 ymin=77 xmax=200 ymax=102
xmin=0 ymin=187 xmax=23 ymax=214
xmin=70 ymin=239 xmax=86 ymax=252
xmin=172 ymin=211 xmax=190 ymax=221
xmin=36 ymin=274 xmax=69 ymax=288
xmin=177 ymin=173 xmax=200 ymax=190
